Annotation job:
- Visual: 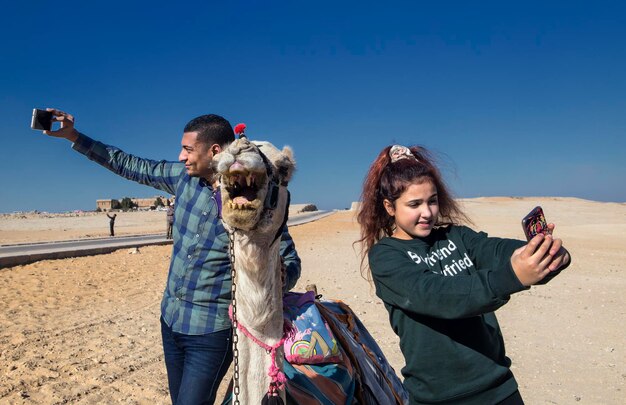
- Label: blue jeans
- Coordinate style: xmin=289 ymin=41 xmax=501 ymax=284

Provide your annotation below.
xmin=161 ymin=317 xmax=233 ymax=405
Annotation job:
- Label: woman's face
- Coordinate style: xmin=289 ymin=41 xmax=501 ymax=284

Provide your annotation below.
xmin=384 ymin=180 xmax=439 ymax=240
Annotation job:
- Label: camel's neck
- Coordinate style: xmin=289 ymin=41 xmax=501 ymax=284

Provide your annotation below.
xmin=231 ymin=231 xmax=284 ymax=342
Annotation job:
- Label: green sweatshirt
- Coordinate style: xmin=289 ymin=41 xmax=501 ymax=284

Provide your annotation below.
xmin=369 ymin=225 xmax=529 ymax=405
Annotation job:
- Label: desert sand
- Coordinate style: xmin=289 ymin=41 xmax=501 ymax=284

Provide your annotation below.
xmin=0 ymin=197 xmax=624 ymax=404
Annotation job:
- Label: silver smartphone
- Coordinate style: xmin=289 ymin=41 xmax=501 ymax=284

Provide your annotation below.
xmin=31 ymin=108 xmax=53 ymax=131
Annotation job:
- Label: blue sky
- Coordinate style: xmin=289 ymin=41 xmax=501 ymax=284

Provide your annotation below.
xmin=1 ymin=1 xmax=624 ymax=212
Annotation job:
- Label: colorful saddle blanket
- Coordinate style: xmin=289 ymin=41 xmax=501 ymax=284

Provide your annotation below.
xmin=283 ymin=292 xmax=409 ymax=405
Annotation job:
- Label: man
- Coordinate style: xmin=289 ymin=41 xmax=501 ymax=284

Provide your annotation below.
xmin=106 ymin=212 xmax=117 ymax=236
xmin=43 ymin=109 xmax=301 ymax=405
xmin=166 ymin=203 xmax=175 ymax=239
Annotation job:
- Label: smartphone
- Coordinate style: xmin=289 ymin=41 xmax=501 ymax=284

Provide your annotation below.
xmin=521 ymin=206 xmax=549 ymax=241
xmin=31 ymin=108 xmax=53 ymax=131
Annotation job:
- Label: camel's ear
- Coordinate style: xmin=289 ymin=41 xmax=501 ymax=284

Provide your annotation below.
xmin=276 ymin=146 xmax=295 ymax=183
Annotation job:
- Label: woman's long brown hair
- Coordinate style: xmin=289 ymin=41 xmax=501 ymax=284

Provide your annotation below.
xmin=355 ymin=145 xmax=471 ymax=280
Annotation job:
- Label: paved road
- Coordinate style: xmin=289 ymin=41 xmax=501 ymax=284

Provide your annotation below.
xmin=286 ymin=210 xmax=335 ymax=226
xmin=0 ymin=210 xmax=336 ymax=268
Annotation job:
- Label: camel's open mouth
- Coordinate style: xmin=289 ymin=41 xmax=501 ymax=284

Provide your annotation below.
xmin=221 ymin=163 xmax=267 ymax=211
xmin=214 ymin=137 xmax=293 ymax=232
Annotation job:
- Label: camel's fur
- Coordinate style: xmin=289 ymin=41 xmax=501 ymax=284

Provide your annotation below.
xmin=214 ymin=137 xmax=295 ymax=404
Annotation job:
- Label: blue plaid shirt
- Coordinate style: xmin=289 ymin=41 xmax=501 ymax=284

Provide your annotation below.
xmin=73 ymin=133 xmax=301 ymax=335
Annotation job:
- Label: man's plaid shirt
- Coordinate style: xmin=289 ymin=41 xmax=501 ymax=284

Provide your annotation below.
xmin=72 ymin=133 xmax=301 ymax=335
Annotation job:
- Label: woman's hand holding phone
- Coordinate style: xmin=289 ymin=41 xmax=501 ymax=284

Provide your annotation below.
xmin=511 ymin=222 xmax=571 ymax=286
xmin=511 ymin=233 xmax=556 ymax=286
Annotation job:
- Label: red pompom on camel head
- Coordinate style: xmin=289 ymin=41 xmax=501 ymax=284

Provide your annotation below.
xmin=234 ymin=123 xmax=247 ymax=139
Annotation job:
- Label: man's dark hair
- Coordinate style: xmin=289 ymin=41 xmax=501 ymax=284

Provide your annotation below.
xmin=184 ymin=114 xmax=234 ymax=148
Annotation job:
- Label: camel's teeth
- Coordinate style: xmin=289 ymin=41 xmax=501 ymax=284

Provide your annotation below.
xmin=245 ymin=174 xmax=252 ymax=187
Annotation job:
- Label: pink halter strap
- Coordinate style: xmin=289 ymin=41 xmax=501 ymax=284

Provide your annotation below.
xmin=229 ymin=305 xmax=294 ymax=393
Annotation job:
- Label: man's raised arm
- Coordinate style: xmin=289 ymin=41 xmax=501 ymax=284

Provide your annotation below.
xmin=41 ymin=108 xmax=182 ymax=195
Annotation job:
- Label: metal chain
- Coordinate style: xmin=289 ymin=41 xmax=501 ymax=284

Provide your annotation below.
xmin=228 ymin=230 xmax=241 ymax=405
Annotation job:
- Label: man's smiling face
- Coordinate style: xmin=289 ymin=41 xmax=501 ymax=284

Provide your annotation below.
xmin=178 ymin=131 xmax=214 ymax=180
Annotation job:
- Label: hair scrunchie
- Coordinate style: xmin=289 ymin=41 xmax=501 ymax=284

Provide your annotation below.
xmin=389 ymin=145 xmax=418 ymax=163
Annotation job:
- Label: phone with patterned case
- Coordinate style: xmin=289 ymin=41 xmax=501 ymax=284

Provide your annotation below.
xmin=522 ymin=206 xmax=549 ymax=241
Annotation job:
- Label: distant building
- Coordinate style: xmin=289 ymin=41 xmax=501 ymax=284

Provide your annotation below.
xmin=96 ymin=196 xmax=174 ymax=211
xmin=96 ymin=199 xmax=114 ymax=211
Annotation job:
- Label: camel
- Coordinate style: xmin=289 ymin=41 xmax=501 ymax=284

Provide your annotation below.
xmin=214 ymin=130 xmax=408 ymax=405
xmin=213 ymin=133 xmax=295 ymax=404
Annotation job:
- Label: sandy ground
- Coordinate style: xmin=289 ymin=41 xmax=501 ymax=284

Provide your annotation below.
xmin=0 ymin=197 xmax=624 ymax=404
